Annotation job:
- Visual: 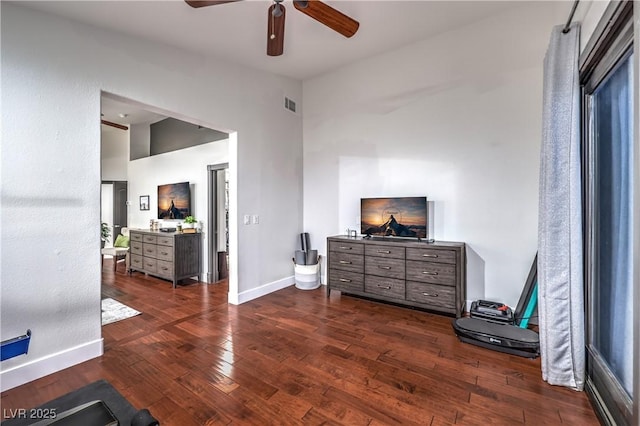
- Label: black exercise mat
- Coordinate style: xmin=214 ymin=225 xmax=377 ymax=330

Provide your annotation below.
xmin=1 ymin=380 xmax=138 ymax=426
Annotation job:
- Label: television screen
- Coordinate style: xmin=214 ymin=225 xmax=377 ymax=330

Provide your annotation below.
xmin=158 ymin=182 xmax=191 ymax=219
xmin=361 ymin=196 xmax=427 ymax=239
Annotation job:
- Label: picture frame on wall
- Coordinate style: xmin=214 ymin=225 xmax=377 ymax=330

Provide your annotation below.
xmin=140 ymin=195 xmax=150 ymax=211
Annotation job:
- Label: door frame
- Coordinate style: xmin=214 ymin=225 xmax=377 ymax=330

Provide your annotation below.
xmin=207 ymin=163 xmax=229 ymax=283
xmin=579 ymin=1 xmax=636 ymax=424
xmin=101 ymin=180 xmax=128 ymax=242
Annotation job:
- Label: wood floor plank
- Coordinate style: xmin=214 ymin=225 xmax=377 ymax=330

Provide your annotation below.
xmin=0 ymin=267 xmax=600 ymax=425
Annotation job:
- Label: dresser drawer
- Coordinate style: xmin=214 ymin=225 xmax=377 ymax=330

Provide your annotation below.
xmin=406 ymin=261 xmax=456 ymax=286
xmin=365 ymin=244 xmax=405 ymax=259
xmin=365 ymin=275 xmax=405 ymax=300
xmin=130 ymin=232 xmax=143 ymax=242
xmin=155 ymin=245 xmax=174 ymax=262
xmin=328 ymin=252 xmax=364 ymax=273
xmin=130 ymin=254 xmax=143 ymax=270
xmin=365 ymin=256 xmax=405 ymax=279
xmin=329 ymin=240 xmax=364 ymax=255
xmin=406 ymin=281 xmax=455 ymax=310
xmin=329 ymin=269 xmax=364 ymax=293
xmin=406 ymin=248 xmax=456 ymax=264
xmin=157 ymin=236 xmax=174 ymax=247
xmin=130 ymin=241 xmax=143 ymax=255
xmin=142 ymin=243 xmax=157 ymax=258
xmin=142 ymin=257 xmax=157 ymax=272
xmin=156 ymin=259 xmax=174 ymax=279
xmin=143 ymin=234 xmax=158 ymax=244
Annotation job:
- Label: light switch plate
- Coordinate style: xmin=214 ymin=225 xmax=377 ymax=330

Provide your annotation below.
xmin=252 ymin=215 xmax=259 ymax=224
xmin=243 ymin=215 xmax=251 ymax=225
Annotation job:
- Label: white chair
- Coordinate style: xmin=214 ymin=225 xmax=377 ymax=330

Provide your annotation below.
xmin=101 ymin=227 xmax=130 ymax=272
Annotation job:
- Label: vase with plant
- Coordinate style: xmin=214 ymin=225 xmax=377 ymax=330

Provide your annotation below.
xmin=101 ymin=222 xmax=111 ymax=248
xmin=183 ymin=216 xmax=197 ymax=229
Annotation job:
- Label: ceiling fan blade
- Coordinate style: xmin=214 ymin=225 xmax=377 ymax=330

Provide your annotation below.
xmin=267 ymin=4 xmax=286 ymax=57
xmin=293 ymin=0 xmax=359 ymax=38
xmin=185 ymin=0 xmax=241 ymax=8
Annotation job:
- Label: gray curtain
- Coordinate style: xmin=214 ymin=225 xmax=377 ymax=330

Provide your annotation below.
xmin=538 ymin=22 xmax=584 ymax=390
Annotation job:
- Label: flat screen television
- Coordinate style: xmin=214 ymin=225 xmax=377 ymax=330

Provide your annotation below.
xmin=361 ymin=196 xmax=427 ymax=239
xmin=158 ymin=181 xmax=191 ymax=220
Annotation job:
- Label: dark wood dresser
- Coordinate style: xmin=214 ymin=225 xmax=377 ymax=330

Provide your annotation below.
xmin=327 ymin=235 xmax=466 ymax=317
xmin=129 ymin=229 xmax=201 ymax=288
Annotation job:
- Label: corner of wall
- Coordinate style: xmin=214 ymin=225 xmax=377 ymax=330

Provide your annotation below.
xmin=236 ymin=276 xmax=295 ymax=304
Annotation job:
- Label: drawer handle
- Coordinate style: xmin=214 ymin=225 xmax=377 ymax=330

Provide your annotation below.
xmin=377 ymin=284 xmax=392 ymax=290
xmin=422 ymin=292 xmax=439 ymax=297
xmin=161 ymin=252 xmax=168 ymax=255
xmin=146 ymin=249 xmax=153 ymax=253
xmin=339 ymin=246 xmax=352 ymax=250
xmin=339 ymin=278 xmax=352 ymax=283
xmin=422 ymin=271 xmax=438 ymax=275
xmin=377 ymin=250 xmax=391 ymax=254
xmin=378 ymin=266 xmax=392 ymax=270
xmin=422 ymin=254 xmax=438 ymax=258
xmin=339 ymin=260 xmax=353 ymax=264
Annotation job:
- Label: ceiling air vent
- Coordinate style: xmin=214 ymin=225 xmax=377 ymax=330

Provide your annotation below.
xmin=284 ymin=97 xmax=297 ymax=114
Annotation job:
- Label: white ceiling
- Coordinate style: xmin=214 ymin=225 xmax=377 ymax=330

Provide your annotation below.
xmin=19 ymin=0 xmax=534 ymax=81
xmin=18 ymin=0 xmax=575 ymax=129
xmin=101 ymin=96 xmax=168 ymax=131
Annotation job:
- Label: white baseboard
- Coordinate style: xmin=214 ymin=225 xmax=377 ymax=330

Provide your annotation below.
xmin=236 ymin=275 xmax=295 ymax=304
xmin=0 ymin=338 xmax=103 ymax=392
xmin=466 ymin=299 xmax=473 ymax=313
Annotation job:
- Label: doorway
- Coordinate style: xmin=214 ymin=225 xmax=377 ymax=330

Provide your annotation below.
xmin=101 ymin=181 xmax=128 ymax=248
xmin=100 ymin=92 xmax=236 ymax=301
xmin=207 ymin=163 xmax=229 ymax=283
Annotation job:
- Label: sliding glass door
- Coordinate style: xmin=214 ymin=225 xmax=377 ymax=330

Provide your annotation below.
xmin=582 ymin=6 xmax=634 ymax=424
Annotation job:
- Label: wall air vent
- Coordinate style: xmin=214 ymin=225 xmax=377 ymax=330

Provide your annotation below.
xmin=284 ymin=97 xmax=297 ymax=113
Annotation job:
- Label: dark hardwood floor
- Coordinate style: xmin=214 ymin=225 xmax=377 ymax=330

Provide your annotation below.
xmin=1 ymin=261 xmax=599 ymax=425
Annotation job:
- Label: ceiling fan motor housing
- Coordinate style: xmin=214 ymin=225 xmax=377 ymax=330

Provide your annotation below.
xmin=186 ymin=0 xmax=359 ymax=56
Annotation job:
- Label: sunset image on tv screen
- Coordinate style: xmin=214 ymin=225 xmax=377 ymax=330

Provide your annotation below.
xmin=158 ymin=182 xmax=190 ymax=220
xmin=361 ymin=197 xmax=427 ymax=238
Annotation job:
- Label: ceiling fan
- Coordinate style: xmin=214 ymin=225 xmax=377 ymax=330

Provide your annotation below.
xmin=185 ymin=0 xmax=359 ymax=56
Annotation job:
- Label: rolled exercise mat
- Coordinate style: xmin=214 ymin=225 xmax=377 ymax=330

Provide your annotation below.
xmin=295 ymin=250 xmax=307 ymax=265
xmin=306 ymin=249 xmax=318 ymax=265
xmin=300 ymin=232 xmax=311 ymax=253
xmin=131 ymin=408 xmax=160 ymax=426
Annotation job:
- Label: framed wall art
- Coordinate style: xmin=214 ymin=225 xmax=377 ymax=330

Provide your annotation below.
xmin=140 ymin=195 xmax=150 ymax=211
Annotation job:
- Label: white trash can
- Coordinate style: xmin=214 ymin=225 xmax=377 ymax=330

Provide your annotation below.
xmin=294 ymin=259 xmax=321 ymax=290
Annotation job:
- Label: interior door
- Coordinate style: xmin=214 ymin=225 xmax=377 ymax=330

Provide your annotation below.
xmin=113 ymin=181 xmax=128 ymax=237
xmin=207 ymin=164 xmax=228 ymax=283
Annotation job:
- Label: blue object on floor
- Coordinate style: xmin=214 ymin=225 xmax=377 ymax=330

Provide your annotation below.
xmin=1 ymin=329 xmax=31 ymax=361
xmin=519 ymin=283 xmax=538 ymax=329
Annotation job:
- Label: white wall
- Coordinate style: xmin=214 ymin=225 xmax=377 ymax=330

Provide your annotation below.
xmin=127 ymin=139 xmax=229 ymax=279
xmin=303 ymin=2 xmax=568 ymax=308
xmin=0 ymin=3 xmax=302 ymax=391
xmin=130 ymin=122 xmax=151 ymax=161
xmin=101 ymin=128 xmax=129 ymax=181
